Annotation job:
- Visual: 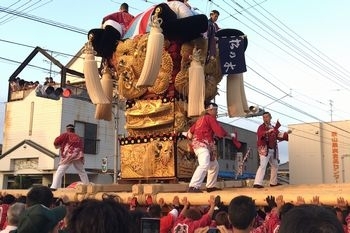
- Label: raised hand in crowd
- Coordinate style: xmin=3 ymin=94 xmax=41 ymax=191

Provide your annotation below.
xmin=128 ymin=196 xmax=138 ymax=211
xmin=295 ymin=196 xmax=305 ymax=206
xmin=172 ymin=195 xmax=184 ymax=212
xmin=276 ymin=195 xmax=285 ymax=208
xmin=194 ymin=226 xmax=209 ymax=233
xmin=182 ymin=196 xmax=190 ymax=207
xmin=337 ymin=196 xmax=349 ymax=210
xmin=178 ymin=196 xmax=190 ymax=217
xmin=217 ymin=225 xmax=232 ymax=233
xmin=310 ymin=195 xmax=320 ymax=205
xmin=158 ymin=197 xmax=165 ymax=208
xmin=266 ymin=195 xmax=277 ymax=208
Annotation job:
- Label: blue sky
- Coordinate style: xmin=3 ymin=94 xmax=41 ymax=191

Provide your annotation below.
xmin=1 ymin=0 xmax=350 ymax=162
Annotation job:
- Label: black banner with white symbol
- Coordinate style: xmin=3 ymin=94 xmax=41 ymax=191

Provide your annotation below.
xmin=217 ymin=36 xmax=247 ymax=74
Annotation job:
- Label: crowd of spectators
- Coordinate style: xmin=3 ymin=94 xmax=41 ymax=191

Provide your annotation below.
xmin=9 ymin=77 xmax=58 ymax=92
xmin=1 ymin=185 xmax=349 ymax=233
xmin=9 ymin=77 xmax=40 ymax=92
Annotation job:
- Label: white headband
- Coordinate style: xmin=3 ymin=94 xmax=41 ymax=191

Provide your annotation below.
xmin=206 ymin=104 xmax=218 ymax=110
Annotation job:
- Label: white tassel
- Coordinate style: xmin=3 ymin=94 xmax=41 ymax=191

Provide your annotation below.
xmin=136 ymin=9 xmax=164 ymax=88
xmin=188 ymin=48 xmax=205 ymax=117
xmin=226 ymin=73 xmax=249 ymax=117
xmin=95 ymin=65 xmax=113 ymax=120
xmin=83 ymin=37 xmax=110 ymax=104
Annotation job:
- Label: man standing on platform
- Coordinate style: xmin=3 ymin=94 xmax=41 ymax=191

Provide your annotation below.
xmin=253 ymin=112 xmax=289 ymax=188
xmin=187 ymin=102 xmax=236 ymax=193
xmin=50 ymin=124 xmax=89 ymax=190
xmin=205 ymin=10 xmax=220 ymax=62
xmin=102 ymin=2 xmax=134 ymax=37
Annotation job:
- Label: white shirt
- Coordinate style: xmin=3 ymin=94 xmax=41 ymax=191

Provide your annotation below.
xmin=166 ymin=1 xmax=194 ymax=18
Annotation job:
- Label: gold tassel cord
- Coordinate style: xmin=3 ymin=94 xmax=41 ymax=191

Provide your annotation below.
xmin=188 ymin=48 xmax=205 ymax=117
xmin=83 ymin=36 xmax=110 ymax=104
xmin=136 ymin=9 xmax=164 ymax=88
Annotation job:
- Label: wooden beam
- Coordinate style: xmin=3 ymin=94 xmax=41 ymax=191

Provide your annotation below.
xmin=2 ymin=183 xmax=349 ymax=206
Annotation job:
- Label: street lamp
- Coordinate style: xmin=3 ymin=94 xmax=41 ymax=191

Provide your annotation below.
xmin=245 ymin=106 xmax=265 ymax=118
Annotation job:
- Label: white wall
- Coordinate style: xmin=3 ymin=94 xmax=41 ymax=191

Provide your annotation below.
xmin=289 ymin=121 xmax=350 ymax=184
xmin=2 ymin=91 xmax=62 ymax=153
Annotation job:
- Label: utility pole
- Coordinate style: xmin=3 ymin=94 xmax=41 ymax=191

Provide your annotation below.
xmin=49 ymin=51 xmax=53 ymax=77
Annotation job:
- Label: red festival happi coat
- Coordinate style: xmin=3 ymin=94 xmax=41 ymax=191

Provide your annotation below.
xmin=257 ymin=120 xmax=287 ymax=157
xmin=54 ymin=132 xmax=84 ymax=165
xmin=102 ymin=11 xmax=134 ymax=36
xmin=189 ymin=114 xmax=228 ymax=152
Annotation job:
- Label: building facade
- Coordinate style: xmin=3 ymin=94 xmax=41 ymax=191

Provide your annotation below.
xmin=288 ymin=121 xmax=350 ymax=184
xmin=0 ymin=84 xmax=259 ymax=188
xmin=0 ymin=84 xmax=125 ymax=189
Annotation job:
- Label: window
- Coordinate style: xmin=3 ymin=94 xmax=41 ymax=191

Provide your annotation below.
xmin=75 ymin=121 xmax=98 ymax=154
xmin=224 ymin=138 xmax=237 ymax=160
xmin=217 ymin=137 xmax=240 ymax=160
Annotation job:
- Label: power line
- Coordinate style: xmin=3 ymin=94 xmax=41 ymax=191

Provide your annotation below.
xmin=251 ymin=0 xmax=350 ymax=80
xmin=0 ymin=5 xmax=88 ymax=34
xmin=229 ymin=1 xmax=350 ymax=90
xmin=208 ymin=0 xmax=349 ymax=124
xmin=1 ymin=0 xmax=349 ymax=129
xmin=0 ymin=0 xmax=53 ymax=25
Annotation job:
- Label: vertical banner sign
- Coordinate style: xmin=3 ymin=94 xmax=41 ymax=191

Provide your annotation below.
xmin=331 ymin=132 xmax=339 ymax=183
xmin=217 ymin=36 xmax=247 ymax=74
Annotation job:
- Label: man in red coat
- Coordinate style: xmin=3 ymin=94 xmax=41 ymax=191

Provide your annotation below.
xmin=187 ymin=102 xmax=235 ymax=193
xmin=253 ymin=112 xmax=289 ymax=188
xmin=50 ymin=124 xmax=89 ymax=190
xmin=102 ymin=2 xmax=134 ymax=37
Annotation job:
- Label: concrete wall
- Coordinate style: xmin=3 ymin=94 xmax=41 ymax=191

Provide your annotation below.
xmin=0 ymin=88 xmax=126 ymax=188
xmin=289 ymin=120 xmax=350 ymax=184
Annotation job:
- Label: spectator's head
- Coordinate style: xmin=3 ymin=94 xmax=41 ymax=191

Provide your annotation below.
xmin=2 ymin=194 xmax=16 ymax=204
xmin=209 ymin=10 xmax=220 ymax=22
xmin=68 ymin=199 xmax=131 ymax=233
xmin=120 ymin=3 xmax=129 ymax=12
xmin=16 ymin=204 xmax=66 ymax=233
xmin=129 ymin=209 xmax=149 ymax=233
xmin=7 ymin=202 xmax=25 ymax=226
xmin=334 ymin=207 xmax=345 ymax=225
xmin=16 ymin=195 xmax=27 ymax=204
xmin=66 ymin=124 xmax=75 ymax=133
xmin=228 ymin=195 xmax=256 ymax=232
xmin=215 ymin=211 xmax=231 ymax=229
xmin=148 ymin=204 xmax=162 ymax=218
xmin=279 ymin=202 xmax=294 ymax=220
xmin=184 ymin=207 xmax=202 ymax=220
xmin=26 ymin=185 xmax=54 ymax=208
xmin=279 ymin=204 xmax=344 ymax=233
